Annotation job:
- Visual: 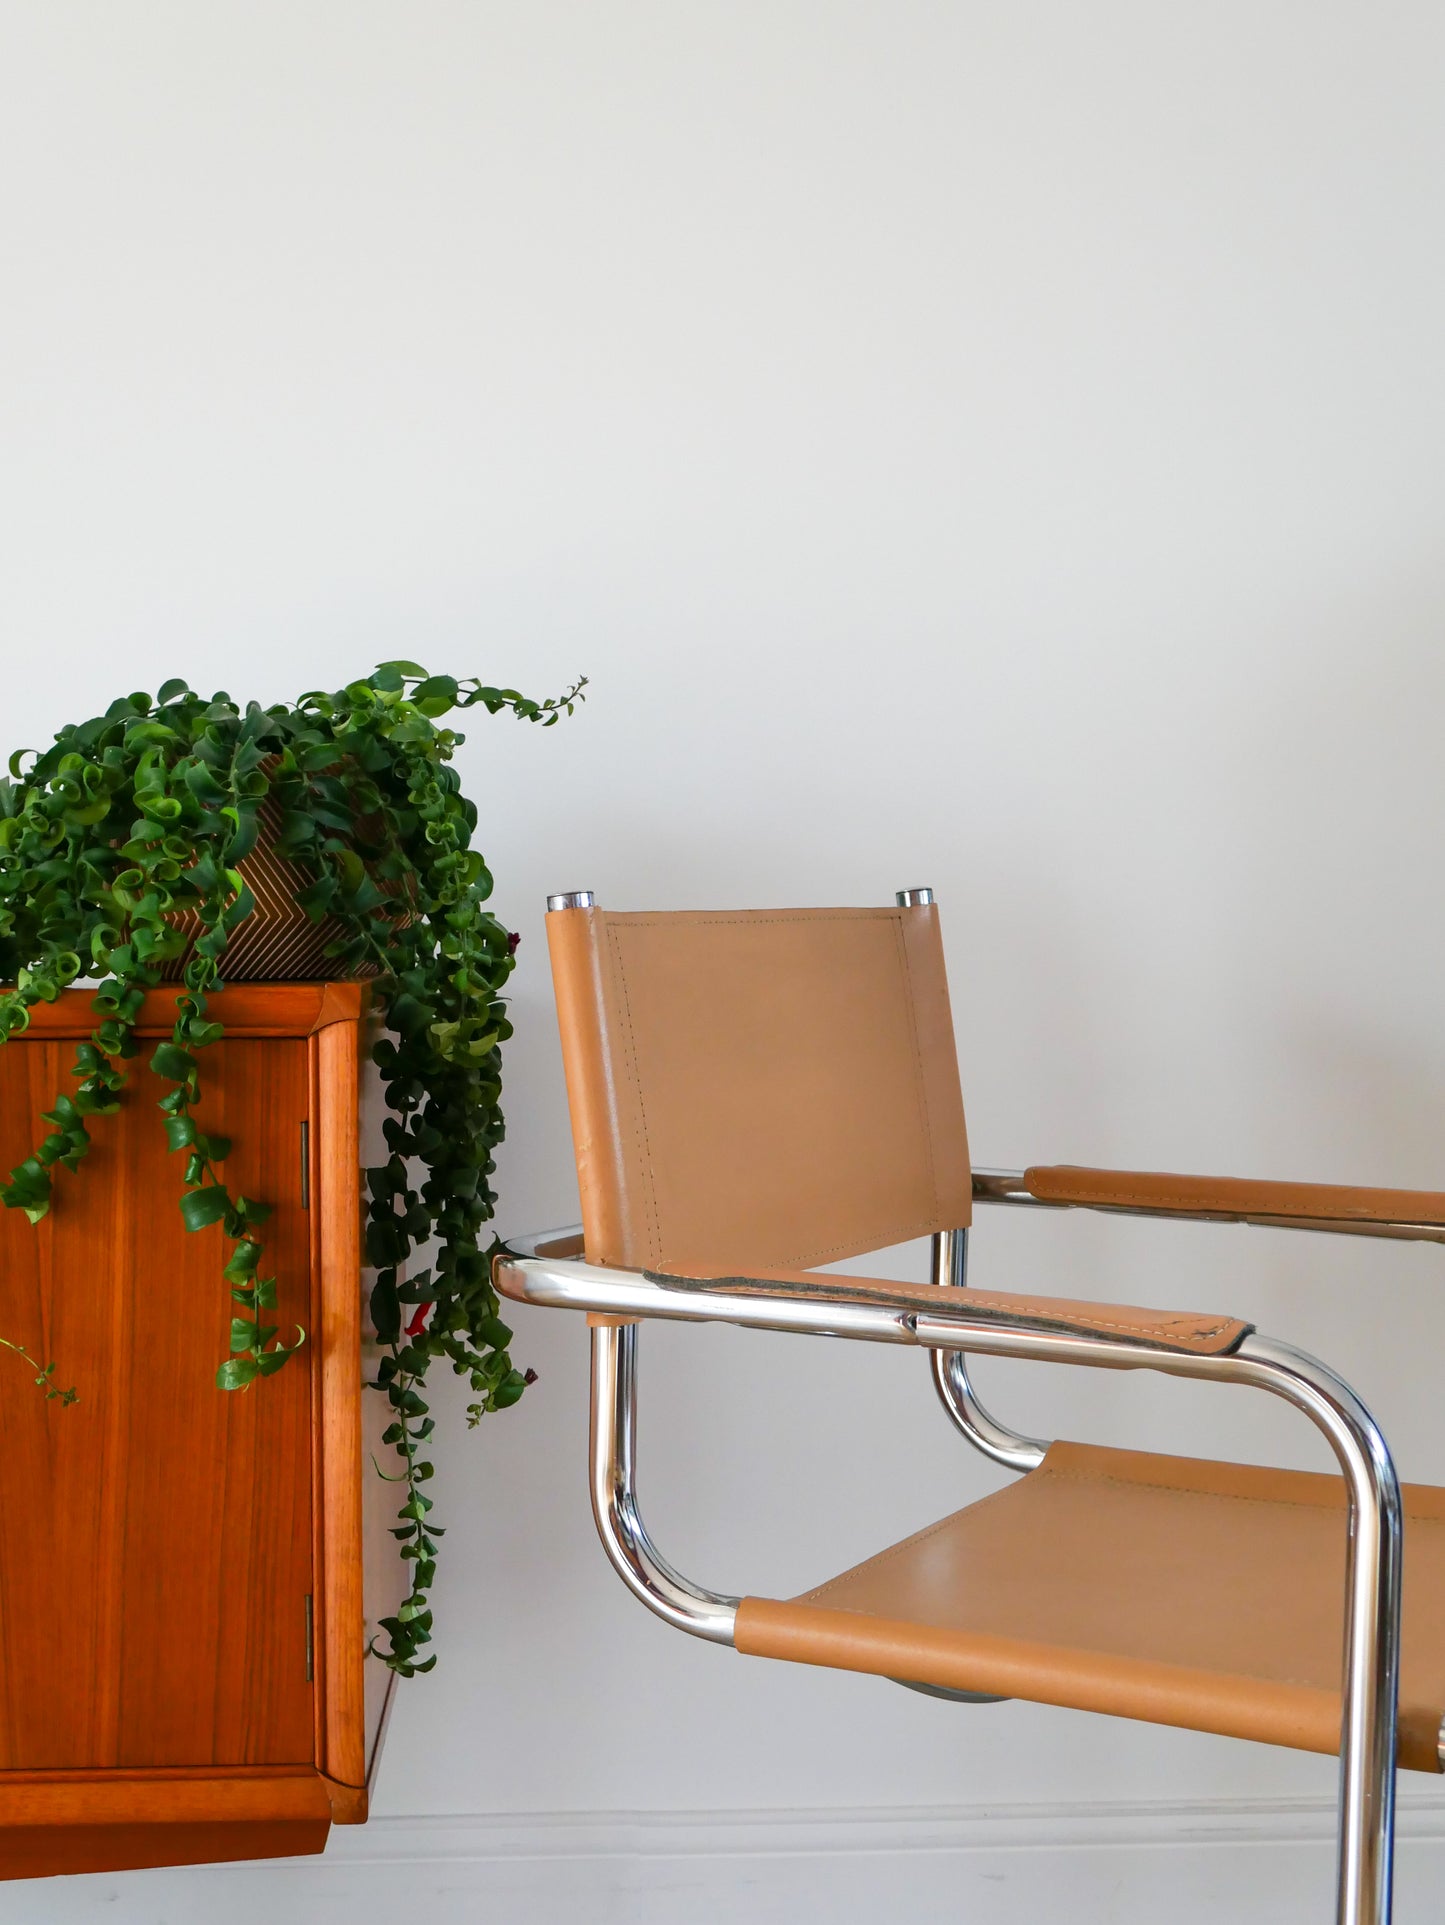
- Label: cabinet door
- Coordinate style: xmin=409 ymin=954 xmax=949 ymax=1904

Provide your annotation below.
xmin=0 ymin=1037 xmax=314 ymax=1768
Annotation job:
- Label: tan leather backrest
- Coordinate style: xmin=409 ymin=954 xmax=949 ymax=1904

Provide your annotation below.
xmin=546 ymin=904 xmax=972 ymax=1272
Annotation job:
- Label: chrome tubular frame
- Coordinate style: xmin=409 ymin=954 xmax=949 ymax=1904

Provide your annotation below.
xmin=496 ymin=1243 xmax=1403 ymax=1925
xmin=591 ymin=1320 xmax=740 ymax=1644
xmin=929 ymin=1227 xmax=1048 ymax=1472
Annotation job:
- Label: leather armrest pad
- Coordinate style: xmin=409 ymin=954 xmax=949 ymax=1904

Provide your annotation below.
xmin=1025 ymin=1165 xmax=1445 ymax=1226
xmin=646 ymin=1262 xmax=1250 ymax=1356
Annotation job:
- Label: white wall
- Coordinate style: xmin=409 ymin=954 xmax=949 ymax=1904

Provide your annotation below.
xmin=3 ymin=2 xmax=1445 ymax=1917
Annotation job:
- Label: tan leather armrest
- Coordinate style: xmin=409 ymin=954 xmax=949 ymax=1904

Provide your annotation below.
xmin=645 ymin=1262 xmax=1250 ymax=1357
xmin=1024 ymin=1165 xmax=1445 ymax=1226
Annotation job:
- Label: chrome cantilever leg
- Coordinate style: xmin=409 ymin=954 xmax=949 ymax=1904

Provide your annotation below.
xmin=1225 ymin=1335 xmax=1403 ymax=1925
xmin=929 ymin=1228 xmax=1048 ymax=1471
xmin=590 ymin=1322 xmax=739 ymax=1644
xmin=910 ymin=1318 xmax=1404 ymax=1925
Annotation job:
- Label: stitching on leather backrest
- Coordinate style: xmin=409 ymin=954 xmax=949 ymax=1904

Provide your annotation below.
xmin=606 ymin=921 xmax=663 ymax=1268
xmin=780 ymin=1218 xmax=940 ymax=1266
xmin=760 ymin=913 xmax=944 ymax=1266
xmin=890 ymin=912 xmax=943 ymax=1231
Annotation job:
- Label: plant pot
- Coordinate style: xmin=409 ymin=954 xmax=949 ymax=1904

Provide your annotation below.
xmin=156 ymin=792 xmax=362 ymax=983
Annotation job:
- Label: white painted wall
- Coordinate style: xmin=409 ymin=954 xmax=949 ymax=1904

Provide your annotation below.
xmin=3 ymin=2 xmax=1445 ymax=1916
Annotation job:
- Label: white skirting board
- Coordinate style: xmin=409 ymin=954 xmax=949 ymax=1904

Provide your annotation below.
xmin=11 ymin=1796 xmax=1445 ymax=1925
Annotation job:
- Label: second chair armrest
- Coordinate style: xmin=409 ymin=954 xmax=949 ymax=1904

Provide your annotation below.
xmin=1016 ymin=1165 xmax=1445 ymax=1227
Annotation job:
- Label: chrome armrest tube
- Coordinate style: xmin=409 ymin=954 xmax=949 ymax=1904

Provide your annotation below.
xmin=495 ymin=1251 xmax=919 ymax=1343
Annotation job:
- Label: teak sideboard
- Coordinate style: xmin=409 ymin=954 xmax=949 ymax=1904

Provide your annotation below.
xmin=0 ymin=983 xmax=398 ymax=1879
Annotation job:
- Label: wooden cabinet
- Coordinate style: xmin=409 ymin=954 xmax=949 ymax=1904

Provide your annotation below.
xmin=0 ymin=984 xmax=388 ymax=1877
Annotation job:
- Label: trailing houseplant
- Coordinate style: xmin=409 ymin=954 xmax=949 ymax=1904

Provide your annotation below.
xmin=0 ymin=663 xmax=584 ymax=1674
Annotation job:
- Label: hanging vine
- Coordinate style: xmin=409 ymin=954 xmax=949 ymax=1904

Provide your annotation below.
xmin=0 ymin=663 xmax=584 ymax=1673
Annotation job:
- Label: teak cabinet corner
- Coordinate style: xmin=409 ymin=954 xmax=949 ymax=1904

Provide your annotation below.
xmin=0 ymin=984 xmax=398 ymax=1879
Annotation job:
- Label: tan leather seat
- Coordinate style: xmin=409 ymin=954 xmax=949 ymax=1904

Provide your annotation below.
xmin=737 ymin=1442 xmax=1445 ymax=1772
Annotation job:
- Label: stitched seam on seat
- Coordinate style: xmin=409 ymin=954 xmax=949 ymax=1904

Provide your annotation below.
xmin=607 ymin=925 xmax=662 ymax=1267
xmin=1040 ymin=1463 xmax=1440 ymax=1523
xmin=1046 ymin=1463 xmax=1445 ymax=1524
xmin=1041 ymin=1466 xmax=1345 ymax=1514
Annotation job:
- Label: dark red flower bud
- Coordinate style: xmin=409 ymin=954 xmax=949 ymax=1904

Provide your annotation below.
xmin=507 ymin=930 xmax=521 ymax=954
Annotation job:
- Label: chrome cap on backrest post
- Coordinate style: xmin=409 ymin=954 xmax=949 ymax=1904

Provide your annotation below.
xmin=895 ymin=887 xmax=934 ymax=907
xmin=547 ymin=891 xmax=597 ymax=911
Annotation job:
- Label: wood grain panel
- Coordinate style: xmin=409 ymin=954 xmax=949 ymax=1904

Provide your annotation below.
xmin=0 ymin=1766 xmax=330 ymax=1825
xmin=0 ymin=1036 xmax=315 ymax=1769
xmin=357 ymin=1017 xmax=409 ymax=1800
xmin=314 ymin=1019 xmax=366 ymax=1788
xmin=0 ymin=1042 xmax=125 ymax=1767
xmin=0 ymin=1764 xmax=334 ymax=1878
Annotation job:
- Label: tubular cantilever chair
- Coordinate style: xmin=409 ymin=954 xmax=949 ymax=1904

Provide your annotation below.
xmin=494 ymin=890 xmax=1445 ymax=1925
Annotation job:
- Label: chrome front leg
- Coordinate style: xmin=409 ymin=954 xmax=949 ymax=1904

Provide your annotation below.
xmin=590 ymin=1321 xmax=739 ymax=1644
xmin=1228 ymin=1336 xmax=1403 ymax=1925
